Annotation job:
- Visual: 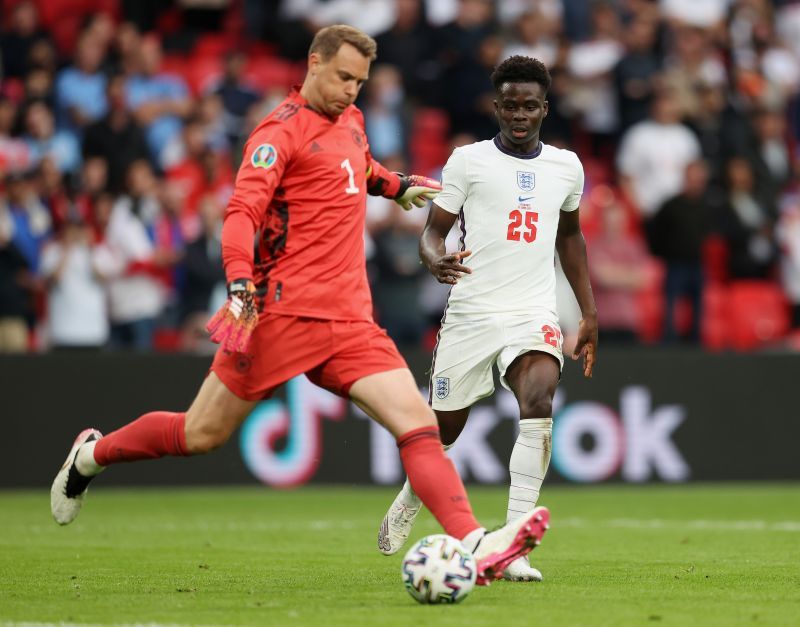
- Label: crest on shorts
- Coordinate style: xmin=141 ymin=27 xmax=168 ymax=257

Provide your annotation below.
xmin=251 ymin=143 xmax=277 ymax=169
xmin=516 ymin=171 xmax=535 ymax=191
xmin=434 ymin=376 xmax=450 ymax=399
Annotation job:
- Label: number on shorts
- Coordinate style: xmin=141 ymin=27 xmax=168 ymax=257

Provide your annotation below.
xmin=542 ymin=324 xmax=561 ymax=348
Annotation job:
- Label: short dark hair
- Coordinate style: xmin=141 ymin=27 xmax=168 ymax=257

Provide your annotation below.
xmin=309 ymin=24 xmax=377 ymax=62
xmin=491 ymin=56 xmax=551 ymax=94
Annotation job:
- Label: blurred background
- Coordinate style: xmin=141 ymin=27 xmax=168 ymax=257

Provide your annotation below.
xmin=0 ymin=0 xmax=798 ymax=488
xmin=0 ymin=0 xmax=799 ymax=354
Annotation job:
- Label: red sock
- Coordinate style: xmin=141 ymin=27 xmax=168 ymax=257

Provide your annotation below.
xmin=94 ymin=412 xmax=189 ymax=466
xmin=397 ymin=426 xmax=480 ymax=540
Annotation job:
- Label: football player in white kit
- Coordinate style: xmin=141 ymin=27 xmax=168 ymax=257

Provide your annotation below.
xmin=377 ymin=56 xmax=598 ymax=581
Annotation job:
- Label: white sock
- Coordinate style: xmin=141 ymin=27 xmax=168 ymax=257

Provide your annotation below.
xmin=460 ymin=527 xmax=487 ymax=552
xmin=75 ymin=441 xmax=105 ymax=477
xmin=398 ymin=443 xmax=454 ymax=508
xmin=506 ymin=418 xmax=552 ymax=523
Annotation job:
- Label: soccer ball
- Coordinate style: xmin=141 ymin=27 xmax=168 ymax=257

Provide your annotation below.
xmin=401 ymin=534 xmax=477 ymax=604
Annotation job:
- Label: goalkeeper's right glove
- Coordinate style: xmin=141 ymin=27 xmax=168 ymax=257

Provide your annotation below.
xmin=206 ymin=279 xmax=259 ymax=353
xmin=393 ymin=174 xmax=442 ymax=211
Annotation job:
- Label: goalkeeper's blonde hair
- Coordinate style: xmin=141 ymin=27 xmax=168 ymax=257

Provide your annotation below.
xmin=309 ymin=25 xmax=377 ymax=62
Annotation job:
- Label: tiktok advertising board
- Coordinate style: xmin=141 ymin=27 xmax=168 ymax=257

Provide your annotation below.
xmin=1 ymin=349 xmax=797 ymax=487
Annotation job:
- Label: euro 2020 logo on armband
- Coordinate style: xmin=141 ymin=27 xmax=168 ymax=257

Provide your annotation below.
xmin=251 ymin=143 xmax=278 ymax=169
xmin=435 ymin=377 xmax=450 ymax=399
xmin=517 ymin=171 xmax=535 ymax=191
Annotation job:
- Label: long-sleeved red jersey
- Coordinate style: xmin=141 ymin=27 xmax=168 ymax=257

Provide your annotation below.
xmin=222 ymin=87 xmax=401 ymax=321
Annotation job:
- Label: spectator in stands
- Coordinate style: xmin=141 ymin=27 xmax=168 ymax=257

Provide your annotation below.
xmin=0 ymin=97 xmax=31 ymax=174
xmin=443 ymin=31 xmax=504 ymax=140
xmin=23 ymin=66 xmax=56 ymax=109
xmin=1 ymin=169 xmax=51 ymax=273
xmin=125 ymin=36 xmax=193 ymax=169
xmin=649 ymin=160 xmax=714 ymax=343
xmin=777 ymin=183 xmax=800 ymax=330
xmin=617 ymin=88 xmax=701 ymax=220
xmin=435 ymin=0 xmax=497 ymax=130
xmin=39 ymin=215 xmax=115 ymax=350
xmin=588 ymin=188 xmax=650 ymax=343
xmin=718 ymin=156 xmax=778 ymax=280
xmin=374 ymin=0 xmax=437 ymax=99
xmin=502 ymin=9 xmax=559 ymax=69
xmin=104 ymin=162 xmax=167 ymax=351
xmin=55 ymin=33 xmax=108 ymax=137
xmin=613 ymin=15 xmax=662 ymax=132
xmin=747 ymin=108 xmax=793 ymax=211
xmin=0 ymin=0 xmax=51 ymax=79
xmin=362 ymin=65 xmax=406 ymax=161
xmin=660 ymin=25 xmax=727 ymax=123
xmin=687 ymin=83 xmax=752 ymax=186
xmin=83 ymin=74 xmax=151 ymax=194
xmin=0 ymin=206 xmax=32 ymax=352
xmin=22 ymin=100 xmax=81 ymax=175
xmin=180 ymin=193 xmax=225 ymax=352
xmin=367 ymin=158 xmax=428 ymax=344
xmin=565 ymin=1 xmax=624 ymax=155
xmin=165 ymin=119 xmax=234 ymax=232
xmin=213 ymin=51 xmax=260 ymax=153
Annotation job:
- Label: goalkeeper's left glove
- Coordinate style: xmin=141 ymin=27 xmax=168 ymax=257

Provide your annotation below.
xmin=393 ymin=174 xmax=442 ymax=211
xmin=206 ymin=278 xmax=259 ymax=353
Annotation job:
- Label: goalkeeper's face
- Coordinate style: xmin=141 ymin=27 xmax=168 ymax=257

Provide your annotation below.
xmin=494 ymin=82 xmax=548 ymax=146
xmin=308 ymin=43 xmax=371 ymax=117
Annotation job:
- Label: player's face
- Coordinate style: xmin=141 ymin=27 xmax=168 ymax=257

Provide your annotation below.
xmin=308 ymin=43 xmax=370 ymax=117
xmin=494 ymin=82 xmax=548 ymax=147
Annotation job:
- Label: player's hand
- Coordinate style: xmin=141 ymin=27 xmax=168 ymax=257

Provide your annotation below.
xmin=428 ymin=250 xmax=472 ymax=285
xmin=394 ymin=174 xmax=442 ymax=211
xmin=572 ymin=314 xmax=598 ymax=378
xmin=206 ymin=279 xmax=259 ymax=353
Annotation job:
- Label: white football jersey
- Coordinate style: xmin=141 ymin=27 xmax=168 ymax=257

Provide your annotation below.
xmin=435 ymin=137 xmax=584 ymax=319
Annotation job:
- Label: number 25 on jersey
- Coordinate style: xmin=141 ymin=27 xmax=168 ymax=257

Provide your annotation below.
xmin=507 ymin=210 xmax=538 ymax=243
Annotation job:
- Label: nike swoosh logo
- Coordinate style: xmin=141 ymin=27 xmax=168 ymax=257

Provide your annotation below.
xmin=518 ymin=196 xmax=535 ymax=202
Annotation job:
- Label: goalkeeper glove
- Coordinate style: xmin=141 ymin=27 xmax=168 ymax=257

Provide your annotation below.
xmin=206 ymin=279 xmax=259 ymax=353
xmin=394 ymin=174 xmax=442 ymax=211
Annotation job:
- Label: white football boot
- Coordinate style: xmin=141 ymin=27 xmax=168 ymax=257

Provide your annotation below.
xmin=503 ymin=555 xmax=543 ymax=582
xmin=377 ymin=490 xmax=422 ymax=555
xmin=472 ymin=506 xmax=550 ymax=585
xmin=51 ymin=428 xmax=103 ymax=525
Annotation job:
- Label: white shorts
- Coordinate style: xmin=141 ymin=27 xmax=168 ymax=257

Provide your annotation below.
xmin=429 ymin=314 xmax=563 ymax=411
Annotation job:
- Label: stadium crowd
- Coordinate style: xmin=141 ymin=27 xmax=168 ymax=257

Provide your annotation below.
xmin=0 ymin=0 xmax=799 ymax=353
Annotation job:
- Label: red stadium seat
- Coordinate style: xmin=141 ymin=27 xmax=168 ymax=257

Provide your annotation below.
xmin=701 ymin=283 xmax=729 ymax=350
xmin=409 ymin=107 xmax=449 ymax=174
xmin=727 ymin=281 xmax=790 ymax=350
xmin=635 ymin=258 xmax=665 ymax=343
xmin=702 ymin=235 xmax=729 ymax=284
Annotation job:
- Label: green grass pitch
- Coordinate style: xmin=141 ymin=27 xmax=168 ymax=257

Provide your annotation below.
xmin=1 ymin=484 xmax=799 ymax=626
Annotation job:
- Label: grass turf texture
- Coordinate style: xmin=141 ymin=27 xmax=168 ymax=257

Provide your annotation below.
xmin=1 ymin=485 xmax=798 ymax=626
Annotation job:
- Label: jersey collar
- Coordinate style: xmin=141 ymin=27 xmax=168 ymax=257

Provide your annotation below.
xmin=493 ymin=134 xmax=543 ymax=160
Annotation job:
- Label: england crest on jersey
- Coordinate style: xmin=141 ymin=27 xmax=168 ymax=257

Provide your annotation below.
xmin=517 ymin=171 xmax=535 ymax=191
xmin=434 ymin=377 xmax=450 ymax=399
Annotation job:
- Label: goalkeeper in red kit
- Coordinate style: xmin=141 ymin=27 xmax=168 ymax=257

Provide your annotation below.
xmin=50 ymin=25 xmax=549 ymax=584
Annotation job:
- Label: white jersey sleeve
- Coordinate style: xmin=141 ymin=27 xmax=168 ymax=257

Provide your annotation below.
xmin=560 ymin=154 xmax=584 ymax=212
xmin=434 ymin=148 xmax=468 ymax=215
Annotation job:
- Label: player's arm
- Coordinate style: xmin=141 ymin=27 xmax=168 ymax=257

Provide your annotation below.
xmin=207 ymin=122 xmax=295 ymax=353
xmin=419 ymin=204 xmax=472 ymax=285
xmin=355 ymin=109 xmax=441 ymax=209
xmin=556 ymin=207 xmax=598 ymax=377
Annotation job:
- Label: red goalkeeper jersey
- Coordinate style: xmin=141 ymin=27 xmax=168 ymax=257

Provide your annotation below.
xmin=221 ymin=87 xmax=401 ymax=321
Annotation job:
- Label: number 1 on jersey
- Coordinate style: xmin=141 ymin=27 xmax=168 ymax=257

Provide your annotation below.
xmin=341 ymin=158 xmax=359 ymax=194
xmin=507 ymin=210 xmax=538 ymax=243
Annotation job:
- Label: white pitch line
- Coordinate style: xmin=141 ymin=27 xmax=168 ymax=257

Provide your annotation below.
xmin=555 ymin=517 xmax=800 ymax=532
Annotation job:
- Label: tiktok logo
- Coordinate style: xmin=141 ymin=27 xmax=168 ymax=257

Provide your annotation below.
xmin=239 ymin=376 xmax=347 ymax=487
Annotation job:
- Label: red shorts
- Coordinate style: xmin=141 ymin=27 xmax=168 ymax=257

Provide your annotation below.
xmin=211 ymin=314 xmax=408 ymax=401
